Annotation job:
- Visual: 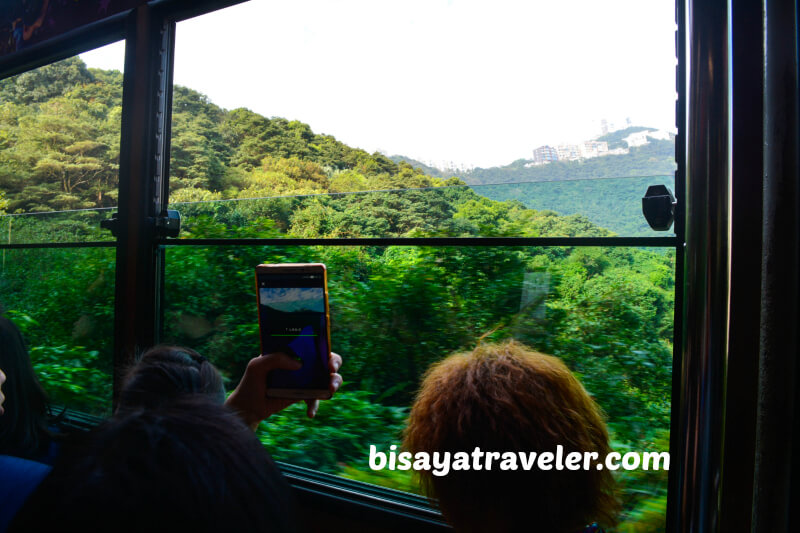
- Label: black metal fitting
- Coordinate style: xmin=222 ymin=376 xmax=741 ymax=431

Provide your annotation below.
xmin=642 ymin=185 xmax=677 ymax=231
xmin=155 ymin=209 xmax=181 ymax=238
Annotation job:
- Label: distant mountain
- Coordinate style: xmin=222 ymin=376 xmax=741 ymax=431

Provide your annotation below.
xmin=596 ymin=126 xmax=660 ymax=149
xmin=392 ymin=128 xmax=676 ymax=188
xmin=459 ymin=135 xmax=676 ymax=186
xmin=422 ymin=128 xmax=677 ymax=236
xmin=388 ymin=155 xmax=447 ymax=178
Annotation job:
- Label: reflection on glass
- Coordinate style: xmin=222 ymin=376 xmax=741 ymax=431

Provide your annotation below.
xmin=0 ymin=248 xmax=115 ymax=415
xmin=162 ymin=244 xmax=673 ymax=525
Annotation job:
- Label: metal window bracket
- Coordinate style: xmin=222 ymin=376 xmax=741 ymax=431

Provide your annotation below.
xmin=100 ymin=209 xmax=180 ymax=239
xmin=642 ymin=184 xmax=678 ymax=231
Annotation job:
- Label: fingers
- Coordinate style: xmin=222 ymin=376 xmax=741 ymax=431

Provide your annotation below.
xmin=330 ymin=373 xmax=343 ymax=394
xmin=247 ymin=352 xmax=302 ymax=378
xmin=305 ymin=399 xmax=320 ymax=419
xmin=328 ymin=352 xmax=343 ymax=405
xmin=329 ymin=352 xmax=342 ymax=373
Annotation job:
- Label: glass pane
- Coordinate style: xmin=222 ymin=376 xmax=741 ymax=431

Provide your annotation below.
xmin=0 ymin=45 xmax=124 ymax=416
xmin=0 ymin=247 xmax=115 ymax=415
xmin=172 ymin=174 xmax=675 ymax=240
xmin=167 ymin=1 xmax=677 ymax=239
xmin=162 ymin=244 xmax=673 ymax=528
xmin=1 ymin=45 xmax=124 ymax=217
xmin=0 ymin=208 xmax=115 ymax=245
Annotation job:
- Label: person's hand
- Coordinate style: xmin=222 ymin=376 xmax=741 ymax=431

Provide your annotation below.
xmin=0 ymin=368 xmax=6 ymax=416
xmin=225 ymin=352 xmax=343 ymax=430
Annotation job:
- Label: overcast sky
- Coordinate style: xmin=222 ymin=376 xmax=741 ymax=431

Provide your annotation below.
xmin=81 ymin=0 xmax=676 ymax=169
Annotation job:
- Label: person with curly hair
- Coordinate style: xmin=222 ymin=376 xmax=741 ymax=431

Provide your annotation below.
xmin=404 ymin=340 xmax=620 ymax=533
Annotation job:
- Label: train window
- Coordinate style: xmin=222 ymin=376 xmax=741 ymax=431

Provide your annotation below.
xmin=0 ymin=44 xmax=125 ymax=415
xmin=153 ymin=1 xmax=678 ymax=529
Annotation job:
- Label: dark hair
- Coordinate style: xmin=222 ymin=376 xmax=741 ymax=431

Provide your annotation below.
xmin=13 ymin=397 xmax=297 ymax=532
xmin=0 ymin=316 xmax=51 ymax=459
xmin=404 ymin=340 xmax=620 ymax=533
xmin=117 ymin=345 xmax=226 ymax=414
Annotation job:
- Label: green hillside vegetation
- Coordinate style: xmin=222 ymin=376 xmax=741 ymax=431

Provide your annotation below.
xmin=596 ymin=126 xmax=658 ymax=149
xmin=461 ymin=137 xmax=675 ymax=186
xmin=389 ymin=155 xmax=447 ymax=178
xmin=390 ymin=128 xmax=676 ymax=236
xmin=471 ymin=174 xmax=676 ymax=236
xmin=1 ymin=57 xmax=672 ymax=530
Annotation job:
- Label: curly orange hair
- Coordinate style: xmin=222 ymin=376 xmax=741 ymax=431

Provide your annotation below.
xmin=404 ymin=340 xmax=620 ymax=533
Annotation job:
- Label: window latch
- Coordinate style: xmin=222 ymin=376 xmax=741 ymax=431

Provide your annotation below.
xmin=100 ymin=210 xmax=181 ymax=239
xmin=642 ymin=185 xmax=676 ymax=231
xmin=100 ymin=213 xmax=119 ymax=238
xmin=155 ymin=210 xmax=182 ymax=238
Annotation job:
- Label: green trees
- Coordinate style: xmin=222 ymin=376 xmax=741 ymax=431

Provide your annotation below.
xmin=0 ymin=61 xmax=121 ymax=213
xmin=0 ymin=57 xmax=94 ymax=106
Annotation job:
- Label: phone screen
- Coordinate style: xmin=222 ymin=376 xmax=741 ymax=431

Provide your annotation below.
xmin=257 ymin=270 xmax=330 ymax=391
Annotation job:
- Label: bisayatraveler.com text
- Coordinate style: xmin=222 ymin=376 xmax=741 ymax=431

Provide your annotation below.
xmin=368 ymin=445 xmax=669 ymax=477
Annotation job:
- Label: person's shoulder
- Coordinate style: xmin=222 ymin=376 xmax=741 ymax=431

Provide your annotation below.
xmin=0 ymin=454 xmax=51 ymax=482
xmin=0 ymin=455 xmax=51 ymax=533
xmin=33 ymin=438 xmax=61 ymax=465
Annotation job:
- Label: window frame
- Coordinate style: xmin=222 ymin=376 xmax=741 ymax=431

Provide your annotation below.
xmin=1 ymin=1 xmax=748 ymax=530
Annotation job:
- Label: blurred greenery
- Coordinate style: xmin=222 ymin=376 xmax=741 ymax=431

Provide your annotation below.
xmin=257 ymin=390 xmax=408 ymax=473
xmin=0 ymin=56 xmax=674 ymax=530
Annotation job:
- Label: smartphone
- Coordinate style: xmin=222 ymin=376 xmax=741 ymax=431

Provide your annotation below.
xmin=255 ymin=263 xmax=332 ymax=399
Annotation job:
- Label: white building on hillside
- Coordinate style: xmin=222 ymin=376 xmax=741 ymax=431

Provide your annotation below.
xmin=624 ymin=129 xmax=672 ymax=147
xmin=556 ymin=144 xmax=581 ymax=161
xmin=532 ymin=145 xmax=559 ymax=165
xmin=580 ymin=140 xmax=609 ymax=159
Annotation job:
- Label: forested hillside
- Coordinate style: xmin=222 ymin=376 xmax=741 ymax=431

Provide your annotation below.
xmin=1 ymin=57 xmax=672 ymax=531
xmin=391 ymin=129 xmax=676 ymax=236
xmin=461 ymin=137 xmax=675 ymax=185
xmin=0 ymin=57 xmax=459 ymax=215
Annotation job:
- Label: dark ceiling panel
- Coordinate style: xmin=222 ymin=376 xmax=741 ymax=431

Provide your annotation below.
xmin=0 ymin=0 xmax=144 ymax=58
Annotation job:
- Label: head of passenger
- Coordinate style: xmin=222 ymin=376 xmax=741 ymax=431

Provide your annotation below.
xmin=116 ymin=345 xmax=225 ymax=413
xmin=0 ymin=314 xmax=52 ymax=460
xmin=404 ymin=340 xmax=620 ymax=533
xmin=13 ymin=397 xmax=296 ymax=532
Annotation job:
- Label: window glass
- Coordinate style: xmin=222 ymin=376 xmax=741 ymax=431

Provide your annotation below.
xmin=0 ymin=246 xmax=115 ymax=415
xmin=172 ymin=174 xmax=676 ymax=240
xmin=0 ymin=44 xmax=124 ymax=415
xmin=164 ymin=1 xmax=676 ymax=529
xmin=162 ymin=243 xmax=673 ymax=526
xmin=0 ymin=53 xmax=123 ymax=215
xmin=167 ymin=1 xmax=676 ymax=239
xmin=0 ymin=208 xmax=115 ymax=245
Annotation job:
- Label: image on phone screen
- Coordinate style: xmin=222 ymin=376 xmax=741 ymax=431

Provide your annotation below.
xmin=257 ymin=272 xmax=329 ymax=391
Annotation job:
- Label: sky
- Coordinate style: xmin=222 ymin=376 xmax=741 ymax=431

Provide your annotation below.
xmin=81 ymin=0 xmax=677 ymax=169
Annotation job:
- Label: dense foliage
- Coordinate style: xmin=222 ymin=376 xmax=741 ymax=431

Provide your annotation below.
xmin=472 ymin=175 xmax=676 ymax=236
xmin=0 ymin=57 xmax=673 ymax=531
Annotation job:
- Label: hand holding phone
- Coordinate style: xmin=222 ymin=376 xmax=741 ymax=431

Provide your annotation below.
xmin=225 ymin=351 xmax=343 ymax=430
xmin=255 ymin=263 xmax=332 ymax=400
